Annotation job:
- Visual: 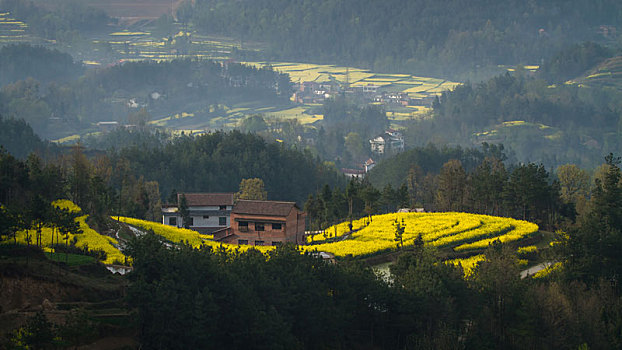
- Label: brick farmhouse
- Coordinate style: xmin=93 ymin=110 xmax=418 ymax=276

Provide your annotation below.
xmin=213 ymin=200 xmax=306 ymax=246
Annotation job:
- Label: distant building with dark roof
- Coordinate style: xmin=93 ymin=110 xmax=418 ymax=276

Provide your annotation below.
xmin=162 ymin=193 xmax=234 ymax=234
xmin=213 ymin=200 xmax=306 ymax=246
xmin=369 ymin=129 xmax=404 ymax=155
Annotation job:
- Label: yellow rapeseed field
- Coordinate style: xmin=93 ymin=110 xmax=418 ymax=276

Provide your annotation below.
xmin=8 ymin=200 xmax=125 ymax=264
xmin=304 ymin=212 xmax=538 ymax=258
xmin=117 ymin=217 xmax=273 ymax=254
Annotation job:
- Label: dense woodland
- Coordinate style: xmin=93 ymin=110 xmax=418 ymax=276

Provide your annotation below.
xmin=184 ymin=0 xmax=622 ymax=78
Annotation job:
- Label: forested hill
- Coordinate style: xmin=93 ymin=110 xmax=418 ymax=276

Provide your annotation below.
xmin=0 ymin=117 xmax=57 ymax=159
xmin=0 ymin=48 xmax=290 ymax=139
xmin=401 ymin=67 xmax=622 ymax=168
xmin=110 ymin=130 xmax=345 ymax=205
xmin=0 ymin=45 xmax=84 ymax=86
xmin=186 ymin=0 xmax=621 ymax=77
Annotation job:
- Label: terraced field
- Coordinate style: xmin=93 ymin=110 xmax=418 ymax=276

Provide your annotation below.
xmin=571 ymin=56 xmax=622 ymax=92
xmin=0 ymin=12 xmax=35 ymax=44
xmin=244 ymin=61 xmax=460 ymax=101
xmin=305 ymin=212 xmax=538 ymax=258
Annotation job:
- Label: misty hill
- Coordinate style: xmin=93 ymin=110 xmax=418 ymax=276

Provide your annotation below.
xmin=572 ymin=56 xmax=622 ymax=91
xmin=402 ymin=69 xmax=622 ymax=168
xmin=0 ymin=50 xmax=290 ymax=140
xmin=184 ymin=0 xmax=622 ymax=78
xmin=0 ymin=117 xmax=56 ymax=159
xmin=0 ymin=45 xmax=83 ymax=86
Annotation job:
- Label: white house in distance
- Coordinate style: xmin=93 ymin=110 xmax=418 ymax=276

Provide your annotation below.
xmin=162 ymin=193 xmax=234 ymax=234
xmin=369 ymin=129 xmax=405 ymax=155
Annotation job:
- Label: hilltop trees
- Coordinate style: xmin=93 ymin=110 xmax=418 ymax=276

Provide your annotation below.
xmin=306 ymin=146 xmax=570 ymax=233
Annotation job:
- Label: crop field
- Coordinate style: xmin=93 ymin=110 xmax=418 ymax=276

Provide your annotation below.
xmin=117 ymin=212 xmax=537 ymax=263
xmin=304 ymin=212 xmax=538 ymax=258
xmin=572 ymin=56 xmax=622 ymax=92
xmin=88 ymin=30 xmax=248 ymax=66
xmin=473 ymin=120 xmax=563 ymax=144
xmin=0 ymin=12 xmax=34 ymax=44
xmin=118 ymin=217 xmax=273 ymax=254
xmin=2 ymin=204 xmax=538 ymax=275
xmin=244 ymin=61 xmax=460 ymax=100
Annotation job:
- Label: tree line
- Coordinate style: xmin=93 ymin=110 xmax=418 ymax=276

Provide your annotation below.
xmin=305 ymin=143 xmax=614 ymax=233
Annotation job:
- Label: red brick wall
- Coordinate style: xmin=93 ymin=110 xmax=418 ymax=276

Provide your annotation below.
xmin=228 ymin=208 xmax=306 ymax=246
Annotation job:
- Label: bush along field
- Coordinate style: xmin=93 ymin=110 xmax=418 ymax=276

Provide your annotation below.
xmin=6 ymin=200 xmax=125 ymax=265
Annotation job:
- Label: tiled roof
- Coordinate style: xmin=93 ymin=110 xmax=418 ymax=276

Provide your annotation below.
xmin=178 ymin=193 xmax=234 ymax=206
xmin=232 ymin=200 xmax=298 ymax=217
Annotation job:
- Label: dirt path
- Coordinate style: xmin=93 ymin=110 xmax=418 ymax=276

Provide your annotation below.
xmin=521 ymin=261 xmax=554 ymax=279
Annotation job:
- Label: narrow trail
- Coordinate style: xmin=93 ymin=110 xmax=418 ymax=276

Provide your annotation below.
xmin=520 ymin=261 xmax=554 ymax=279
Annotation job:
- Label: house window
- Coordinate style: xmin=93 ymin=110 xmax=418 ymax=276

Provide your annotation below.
xmin=219 ymin=217 xmax=227 ymax=226
xmin=239 ymin=221 xmax=248 ymax=232
xmin=169 ymin=217 xmax=177 ymax=226
xmin=203 ymin=215 xmax=210 ymax=219
xmin=255 ymin=223 xmax=265 ymax=231
xmin=255 ymin=240 xmax=264 ymax=246
xmin=272 ymin=223 xmax=282 ymax=230
xmin=219 ymin=205 xmax=227 ymax=210
xmin=238 ymin=239 xmax=248 ymax=245
xmin=272 ymin=241 xmax=282 ymax=246
xmin=187 ymin=217 xmax=194 ymax=226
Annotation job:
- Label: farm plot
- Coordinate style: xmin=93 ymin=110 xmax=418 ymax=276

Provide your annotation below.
xmin=304 ymin=212 xmax=538 ymax=258
xmin=0 ymin=12 xmax=34 ymax=44
xmin=245 ymin=61 xmax=460 ymax=100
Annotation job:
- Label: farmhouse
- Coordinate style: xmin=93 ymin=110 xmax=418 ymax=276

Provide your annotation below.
xmin=162 ymin=193 xmax=234 ymax=234
xmin=213 ymin=200 xmax=306 ymax=246
xmin=369 ymin=129 xmax=405 ymax=155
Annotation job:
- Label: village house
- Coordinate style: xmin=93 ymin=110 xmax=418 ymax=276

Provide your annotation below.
xmin=213 ymin=200 xmax=306 ymax=246
xmin=162 ymin=193 xmax=234 ymax=234
xmin=369 ymin=129 xmax=405 ymax=155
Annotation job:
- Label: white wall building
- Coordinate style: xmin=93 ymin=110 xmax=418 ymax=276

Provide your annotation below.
xmin=162 ymin=193 xmax=234 ymax=234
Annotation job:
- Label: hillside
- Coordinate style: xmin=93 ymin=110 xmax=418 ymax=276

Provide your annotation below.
xmin=572 ymin=55 xmax=622 ymax=91
xmin=0 ymin=245 xmax=134 ymax=347
xmin=184 ymin=0 xmax=622 ymax=78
